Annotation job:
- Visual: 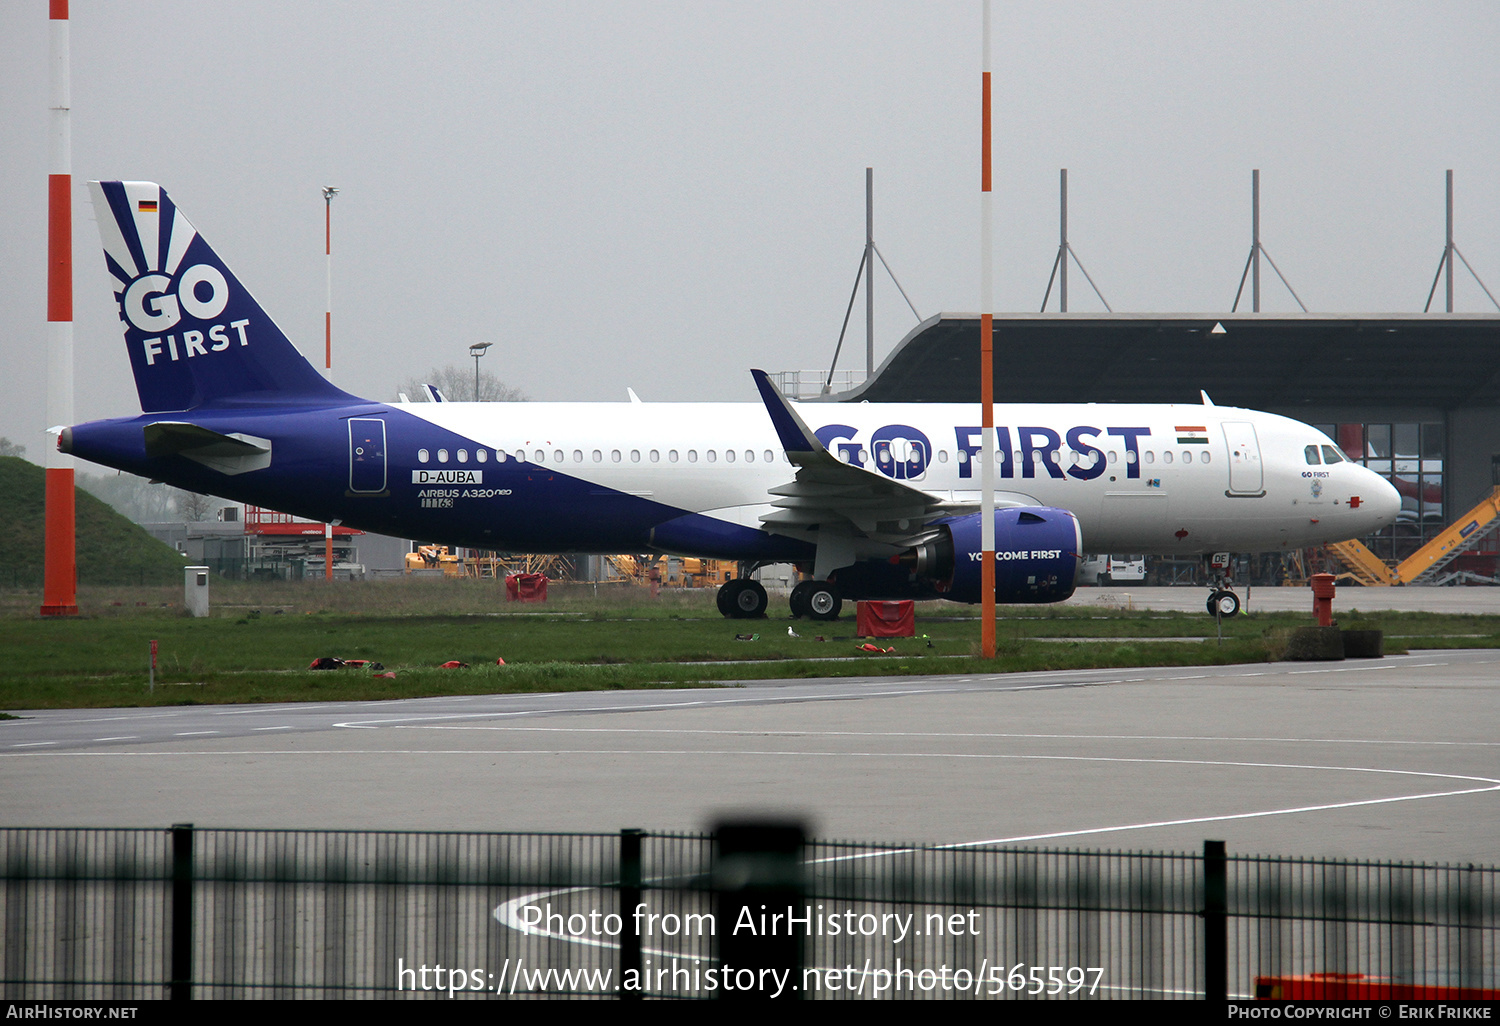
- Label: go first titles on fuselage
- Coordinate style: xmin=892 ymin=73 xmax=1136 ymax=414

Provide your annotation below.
xmin=813 ymin=422 xmax=1150 ymax=482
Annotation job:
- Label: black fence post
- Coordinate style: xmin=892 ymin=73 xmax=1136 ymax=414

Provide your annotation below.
xmin=170 ymin=823 xmax=194 ymax=1001
xmin=713 ymin=820 xmax=804 ymax=1002
xmin=620 ymin=829 xmax=644 ymax=1001
xmin=1203 ymin=839 xmax=1227 ymax=1002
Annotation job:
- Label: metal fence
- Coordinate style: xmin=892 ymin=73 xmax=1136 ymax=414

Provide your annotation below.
xmin=2 ymin=826 xmax=1494 ymax=1000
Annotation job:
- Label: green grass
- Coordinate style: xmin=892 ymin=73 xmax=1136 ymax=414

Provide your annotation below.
xmin=3 ymin=580 xmax=1496 ymax=711
xmin=0 ymin=456 xmax=186 ymax=588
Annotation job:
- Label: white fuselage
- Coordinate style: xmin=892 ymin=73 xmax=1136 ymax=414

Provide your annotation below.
xmin=397 ymin=399 xmax=1401 ymax=556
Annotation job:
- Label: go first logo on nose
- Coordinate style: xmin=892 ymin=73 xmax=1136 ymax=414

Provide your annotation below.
xmin=123 ymin=264 xmax=249 ymax=366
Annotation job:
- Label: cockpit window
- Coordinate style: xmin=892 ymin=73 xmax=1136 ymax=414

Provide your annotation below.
xmin=1321 ymin=445 xmax=1344 ymax=465
xmin=1304 ymin=445 xmax=1321 ymax=465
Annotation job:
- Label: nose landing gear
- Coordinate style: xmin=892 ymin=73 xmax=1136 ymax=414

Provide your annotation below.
xmin=1204 ymin=551 xmax=1239 ymax=617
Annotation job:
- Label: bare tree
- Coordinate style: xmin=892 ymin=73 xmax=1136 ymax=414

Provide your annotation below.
xmin=0 ymin=437 xmax=26 ymax=459
xmin=175 ymin=490 xmax=219 ymax=522
xmin=78 ymin=472 xmax=180 ymax=523
xmin=397 ymin=365 xmax=527 ymax=403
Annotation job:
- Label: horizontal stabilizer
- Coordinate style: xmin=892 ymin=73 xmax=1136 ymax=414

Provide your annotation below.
xmin=142 ymin=421 xmax=272 ymax=476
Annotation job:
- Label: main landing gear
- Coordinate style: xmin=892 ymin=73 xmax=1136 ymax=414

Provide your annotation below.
xmin=789 ymin=580 xmax=842 ymax=621
xmin=715 ymin=577 xmax=842 ymax=621
xmin=716 ymin=578 xmax=768 ymax=619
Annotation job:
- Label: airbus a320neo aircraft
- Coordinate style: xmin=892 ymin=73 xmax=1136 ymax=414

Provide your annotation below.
xmin=62 ymin=182 xmax=1401 ymax=619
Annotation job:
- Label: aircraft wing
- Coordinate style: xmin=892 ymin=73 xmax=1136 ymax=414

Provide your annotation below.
xmin=750 ymin=369 xmax=978 ymax=547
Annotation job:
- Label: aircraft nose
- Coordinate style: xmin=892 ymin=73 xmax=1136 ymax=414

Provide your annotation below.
xmin=1361 ymin=470 xmax=1402 ymax=529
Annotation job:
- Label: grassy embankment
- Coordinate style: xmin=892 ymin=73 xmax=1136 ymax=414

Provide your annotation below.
xmin=5 ymin=576 xmax=1498 ymax=710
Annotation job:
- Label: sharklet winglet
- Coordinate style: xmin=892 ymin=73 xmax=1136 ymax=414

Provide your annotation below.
xmin=751 ymin=369 xmax=826 ymax=457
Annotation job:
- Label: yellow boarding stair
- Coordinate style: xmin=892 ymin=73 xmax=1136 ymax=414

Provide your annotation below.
xmin=1326 ymin=485 xmax=1500 ymax=586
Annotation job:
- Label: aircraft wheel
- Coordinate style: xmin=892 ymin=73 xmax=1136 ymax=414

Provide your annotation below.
xmin=716 ymin=581 xmax=737 ymax=616
xmin=788 ymin=581 xmax=814 ymax=619
xmin=806 ymin=583 xmax=842 ymax=621
xmin=725 ymin=579 xmax=768 ymax=619
xmin=1207 ymin=590 xmax=1240 ymax=617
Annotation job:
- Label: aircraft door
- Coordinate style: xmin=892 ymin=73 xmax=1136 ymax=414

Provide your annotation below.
xmin=348 ymin=418 xmax=388 ymax=493
xmin=1222 ymin=422 xmax=1264 ymax=496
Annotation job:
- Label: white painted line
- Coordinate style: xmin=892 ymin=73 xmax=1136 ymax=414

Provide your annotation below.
xmin=92 ymin=736 xmax=138 ymax=742
xmin=377 ymin=724 xmax=1500 ymax=748
xmin=172 ymin=731 xmax=219 ymax=736
xmin=252 ymin=725 xmax=293 ymax=731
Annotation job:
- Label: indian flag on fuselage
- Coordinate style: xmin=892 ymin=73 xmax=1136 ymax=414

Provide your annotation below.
xmin=1176 ymin=426 xmax=1210 ymax=445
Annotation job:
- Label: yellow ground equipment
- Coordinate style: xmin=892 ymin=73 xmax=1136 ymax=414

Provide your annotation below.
xmin=1327 ymin=485 xmax=1500 ymax=586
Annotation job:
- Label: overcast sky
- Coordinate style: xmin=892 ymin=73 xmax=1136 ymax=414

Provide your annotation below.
xmin=2 ymin=1 xmax=1498 ymax=459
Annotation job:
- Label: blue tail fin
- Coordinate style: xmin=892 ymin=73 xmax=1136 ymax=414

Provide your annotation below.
xmin=88 ymin=181 xmax=355 ymax=412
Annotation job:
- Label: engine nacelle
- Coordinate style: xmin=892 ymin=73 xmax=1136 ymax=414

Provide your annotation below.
xmin=907 ymin=507 xmax=1082 ymax=604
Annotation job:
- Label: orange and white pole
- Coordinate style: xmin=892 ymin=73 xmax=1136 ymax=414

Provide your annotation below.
xmin=41 ymin=0 xmax=77 ymax=617
xmin=322 ymin=186 xmax=337 ymax=581
xmin=323 ymin=185 xmax=337 ymax=370
xmin=979 ymin=0 xmax=996 ymax=658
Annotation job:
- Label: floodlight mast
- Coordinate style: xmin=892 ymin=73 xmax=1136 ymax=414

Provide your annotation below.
xmin=470 ymin=341 xmax=494 ymax=401
xmin=979 ymin=0 xmax=996 ymax=658
xmin=321 ymin=185 xmax=338 ymax=581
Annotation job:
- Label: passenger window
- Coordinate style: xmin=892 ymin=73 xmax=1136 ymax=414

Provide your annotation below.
xmin=1201 ymin=451 xmax=1210 ymax=464
xmin=764 ymin=450 xmax=774 ymax=463
xmin=938 ymin=450 xmax=949 ymax=464
xmin=438 ymin=449 xmax=449 ymax=463
xmin=745 ymin=450 xmax=754 ymax=463
xmin=1144 ymin=451 xmax=1155 ymax=464
xmin=457 ymin=450 xmax=468 ymax=463
xmin=533 ymin=449 xmax=544 ymax=463
xmin=707 ymin=450 xmax=717 ymax=463
xmin=1182 ymin=451 xmax=1192 ymax=464
xmin=669 ymin=450 xmax=679 ymax=463
xmin=1305 ymin=445 xmax=1321 ymax=465
xmin=611 ymin=450 xmax=621 ymax=463
xmin=553 ymin=450 xmax=564 ymax=463
xmin=495 ymin=450 xmax=506 ymax=463
xmin=476 ymin=449 xmax=487 ymax=463
xmin=631 ymin=450 xmax=640 ymax=463
xmin=687 ymin=450 xmax=698 ymax=463
xmin=1162 ymin=451 xmax=1174 ymax=465
xmin=724 ymin=450 xmax=735 ymax=463
xmin=573 ymin=450 xmax=582 ymax=463
xmin=1321 ymin=445 xmax=1344 ymax=464
xmin=650 ymin=450 xmax=660 ymax=462
xmin=592 ymin=450 xmax=602 ymax=462
xmin=417 ymin=449 xmax=430 ymax=463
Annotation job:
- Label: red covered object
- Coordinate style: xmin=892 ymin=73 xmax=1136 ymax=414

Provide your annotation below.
xmin=505 ymin=573 xmax=549 ymax=602
xmin=856 ymin=600 xmax=915 ymax=638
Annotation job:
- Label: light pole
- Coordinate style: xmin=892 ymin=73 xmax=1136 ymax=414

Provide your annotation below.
xmin=321 ymin=186 xmax=338 ymax=582
xmin=469 ymin=341 xmax=493 ymax=401
xmin=322 ymin=186 xmax=338 ymax=370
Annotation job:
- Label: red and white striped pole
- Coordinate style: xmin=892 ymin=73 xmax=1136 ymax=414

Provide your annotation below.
xmin=41 ymin=0 xmax=77 ymax=617
xmin=979 ymin=0 xmax=996 ymax=658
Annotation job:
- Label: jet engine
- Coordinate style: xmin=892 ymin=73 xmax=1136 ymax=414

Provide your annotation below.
xmin=901 ymin=507 xmax=1082 ymax=604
